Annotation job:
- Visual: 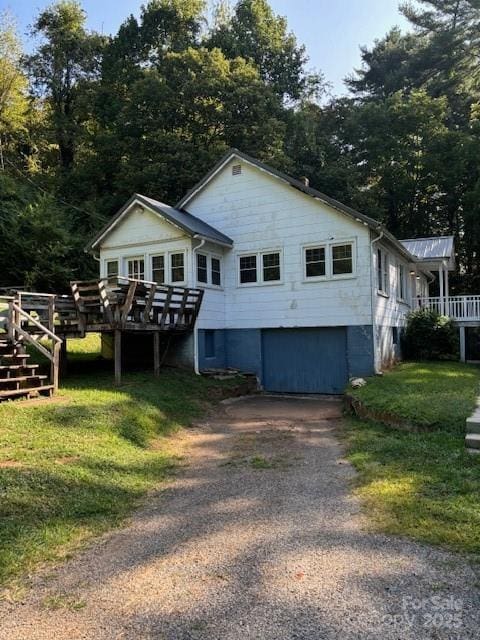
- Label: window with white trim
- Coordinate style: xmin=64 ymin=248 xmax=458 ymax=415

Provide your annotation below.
xmin=197 ymin=253 xmax=208 ymax=283
xmin=397 ymin=263 xmax=407 ymax=301
xmin=151 ymin=255 xmax=165 ymax=284
xmin=305 ymin=246 xmax=326 ymax=278
xmin=211 ymin=257 xmax=221 ymax=286
xmin=239 ymin=255 xmax=257 ymax=284
xmin=170 ymin=252 xmax=185 ymax=283
xmin=127 ymin=257 xmax=144 ymax=280
xmin=331 ymin=243 xmax=353 ymax=275
xmin=377 ymin=248 xmax=389 ymax=295
xmin=262 ymin=252 xmax=281 ymax=281
xmin=106 ymin=259 xmax=119 ymax=279
xmin=238 ymin=251 xmax=282 ymax=285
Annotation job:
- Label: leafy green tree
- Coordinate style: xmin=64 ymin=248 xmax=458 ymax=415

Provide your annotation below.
xmin=206 ymin=0 xmax=322 ymax=102
xmin=0 ymin=11 xmax=29 ymax=168
xmin=25 ymin=1 xmax=105 ymax=171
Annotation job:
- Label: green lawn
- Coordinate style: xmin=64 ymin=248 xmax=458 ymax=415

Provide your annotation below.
xmin=349 ymin=361 xmax=480 ymax=432
xmin=0 ymin=339 xmax=238 ymax=589
xmin=344 ymin=361 xmax=480 ymax=553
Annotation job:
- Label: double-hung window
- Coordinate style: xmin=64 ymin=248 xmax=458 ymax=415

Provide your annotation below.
xmin=239 ymin=251 xmax=281 ymax=285
xmin=106 ymin=259 xmax=119 ymax=279
xmin=151 ymin=255 xmax=165 ymax=284
xmin=305 ymin=247 xmax=326 ymax=278
xmin=397 ymin=263 xmax=406 ymax=301
xmin=332 ymin=243 xmax=353 ymax=275
xmin=377 ymin=249 xmax=389 ymax=295
xmin=304 ymin=241 xmax=354 ymax=279
xmin=211 ymin=257 xmax=221 ymax=286
xmin=127 ymin=257 xmax=145 ymax=280
xmin=197 ymin=253 xmax=208 ymax=284
xmin=170 ymin=252 xmax=185 ymax=283
xmin=239 ymin=255 xmax=258 ymax=284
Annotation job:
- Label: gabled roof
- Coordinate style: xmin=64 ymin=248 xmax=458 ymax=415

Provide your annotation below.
xmin=175 ymin=148 xmax=418 ymax=264
xmin=87 ymin=193 xmax=233 ymax=251
xmin=400 ymin=236 xmax=455 ymax=261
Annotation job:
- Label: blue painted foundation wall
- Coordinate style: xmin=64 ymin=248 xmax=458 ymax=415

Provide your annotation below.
xmin=198 ymin=326 xmax=374 ymax=387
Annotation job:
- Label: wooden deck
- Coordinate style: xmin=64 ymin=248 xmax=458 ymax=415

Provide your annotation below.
xmin=1 ymin=278 xmax=204 ymax=391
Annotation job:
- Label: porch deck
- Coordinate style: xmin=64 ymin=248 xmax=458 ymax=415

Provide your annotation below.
xmin=415 ymin=295 xmax=480 ymax=323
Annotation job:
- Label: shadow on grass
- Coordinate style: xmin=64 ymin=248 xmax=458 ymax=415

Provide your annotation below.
xmin=0 ymin=366 xmax=238 ymax=587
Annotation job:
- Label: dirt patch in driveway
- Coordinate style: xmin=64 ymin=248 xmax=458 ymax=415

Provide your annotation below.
xmin=0 ymin=395 xmax=479 ymax=640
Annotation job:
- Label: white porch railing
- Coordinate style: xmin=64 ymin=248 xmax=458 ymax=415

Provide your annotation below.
xmin=415 ymin=296 xmax=480 ymax=321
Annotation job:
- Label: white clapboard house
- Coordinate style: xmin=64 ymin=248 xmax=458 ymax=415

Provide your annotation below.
xmin=87 ymin=149 xmax=476 ymax=394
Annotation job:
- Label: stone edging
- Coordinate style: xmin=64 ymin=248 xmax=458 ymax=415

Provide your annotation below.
xmin=343 ymin=394 xmax=425 ymax=432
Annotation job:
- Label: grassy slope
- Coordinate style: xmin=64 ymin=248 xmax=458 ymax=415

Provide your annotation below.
xmin=0 ymin=336 xmax=236 ymax=587
xmin=344 ymin=361 xmax=480 ymax=553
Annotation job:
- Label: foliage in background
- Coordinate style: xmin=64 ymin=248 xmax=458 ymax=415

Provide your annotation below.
xmin=402 ymin=307 xmax=459 ymax=360
xmin=0 ymin=0 xmax=480 ymax=290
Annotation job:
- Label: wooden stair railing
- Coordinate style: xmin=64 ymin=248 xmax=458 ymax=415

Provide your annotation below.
xmin=8 ymin=298 xmax=62 ymax=391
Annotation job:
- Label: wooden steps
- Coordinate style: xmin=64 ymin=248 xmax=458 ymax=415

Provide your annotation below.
xmin=0 ymin=339 xmax=53 ymax=401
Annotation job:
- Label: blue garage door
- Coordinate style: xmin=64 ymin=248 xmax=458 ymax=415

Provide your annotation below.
xmin=262 ymin=328 xmax=348 ymax=394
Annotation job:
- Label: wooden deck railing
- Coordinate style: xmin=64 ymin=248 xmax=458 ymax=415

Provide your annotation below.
xmin=415 ymin=295 xmax=480 ymax=321
xmin=0 ymin=293 xmax=62 ymax=390
xmin=66 ymin=277 xmax=204 ymax=333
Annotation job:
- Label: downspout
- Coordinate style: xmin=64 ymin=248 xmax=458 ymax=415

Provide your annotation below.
xmin=192 ymin=236 xmax=206 ymax=375
xmin=370 ymin=230 xmax=384 ymax=374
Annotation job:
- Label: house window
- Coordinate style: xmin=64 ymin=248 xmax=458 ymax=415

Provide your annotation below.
xmin=332 ymin=243 xmax=353 ymax=275
xmin=151 ymin=255 xmax=165 ymax=284
xmin=127 ymin=257 xmax=145 ymax=280
xmin=305 ymin=246 xmax=326 ymax=278
xmin=262 ymin=252 xmax=281 ymax=282
xmin=106 ymin=260 xmax=119 ymax=279
xmin=377 ymin=248 xmax=389 ymax=295
xmin=397 ymin=263 xmax=406 ymax=301
xmin=392 ymin=326 xmax=399 ymax=346
xmin=197 ymin=253 xmax=208 ymax=284
xmin=204 ymin=330 xmax=215 ymax=358
xmin=170 ymin=253 xmax=185 ymax=283
xmin=211 ymin=257 xmax=221 ymax=286
xmin=239 ymin=255 xmax=257 ymax=283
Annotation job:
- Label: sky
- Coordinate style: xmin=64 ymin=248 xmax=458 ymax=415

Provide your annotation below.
xmin=7 ymin=0 xmax=411 ymax=95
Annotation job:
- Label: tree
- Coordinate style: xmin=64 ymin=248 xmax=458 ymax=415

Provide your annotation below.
xmin=25 ymin=1 xmax=105 ymax=171
xmin=206 ymin=0 xmax=323 ymax=102
xmin=0 ymin=11 xmax=29 ymax=168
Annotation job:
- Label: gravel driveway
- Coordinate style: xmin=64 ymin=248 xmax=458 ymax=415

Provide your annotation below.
xmin=1 ymin=395 xmax=479 ymax=639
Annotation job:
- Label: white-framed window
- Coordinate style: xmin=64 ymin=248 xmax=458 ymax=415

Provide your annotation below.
xmin=211 ymin=256 xmax=221 ymax=286
xmin=197 ymin=253 xmax=208 ymax=284
xmin=127 ymin=257 xmax=145 ymax=280
xmin=397 ymin=263 xmax=407 ymax=302
xmin=377 ymin=248 xmax=389 ymax=295
xmin=262 ymin=252 xmax=281 ymax=282
xmin=331 ymin=243 xmax=354 ymax=276
xmin=170 ymin=252 xmax=185 ymax=283
xmin=303 ymin=240 xmax=355 ymax=280
xmin=305 ymin=246 xmax=326 ymax=278
xmin=106 ymin=259 xmax=119 ymax=279
xmin=238 ymin=250 xmax=282 ymax=286
xmin=151 ymin=255 xmax=165 ymax=284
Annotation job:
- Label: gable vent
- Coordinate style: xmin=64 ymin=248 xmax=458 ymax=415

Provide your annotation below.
xmin=232 ymin=164 xmax=242 ymax=176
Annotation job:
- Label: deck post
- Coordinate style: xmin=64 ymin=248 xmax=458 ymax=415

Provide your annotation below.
xmin=59 ymin=337 xmax=68 ymax=378
xmin=444 ymin=263 xmax=450 ymax=316
xmin=153 ymin=332 xmax=160 ymax=377
xmin=459 ymin=326 xmax=466 ymax=362
xmin=439 ymin=265 xmax=445 ymax=315
xmin=114 ymin=330 xmax=122 ymax=385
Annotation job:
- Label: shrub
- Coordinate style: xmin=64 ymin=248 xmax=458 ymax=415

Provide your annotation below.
xmin=402 ymin=308 xmax=459 ymax=360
